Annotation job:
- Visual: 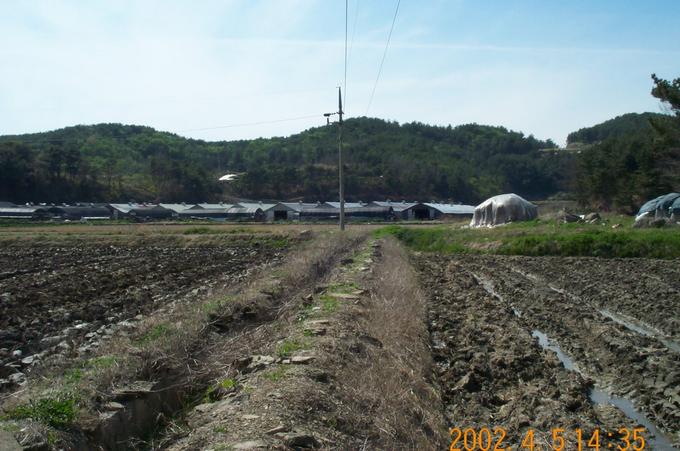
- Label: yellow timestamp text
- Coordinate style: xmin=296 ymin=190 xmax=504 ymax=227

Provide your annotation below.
xmin=449 ymin=427 xmax=648 ymax=451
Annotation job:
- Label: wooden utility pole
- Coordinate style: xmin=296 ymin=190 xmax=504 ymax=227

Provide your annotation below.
xmin=338 ymin=87 xmax=345 ymax=231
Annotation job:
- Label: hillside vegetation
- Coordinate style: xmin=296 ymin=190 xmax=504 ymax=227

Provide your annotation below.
xmin=573 ymin=75 xmax=680 ymax=212
xmin=1 ymin=72 xmax=679 ymax=211
xmin=0 ymin=119 xmax=569 ymax=204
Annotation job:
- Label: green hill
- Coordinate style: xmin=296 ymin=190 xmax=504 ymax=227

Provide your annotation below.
xmin=567 ymin=112 xmax=668 ymax=144
xmin=0 ymin=118 xmax=570 ymax=204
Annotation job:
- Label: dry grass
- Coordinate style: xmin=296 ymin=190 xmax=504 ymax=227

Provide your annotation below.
xmin=338 ymin=237 xmax=448 ymax=449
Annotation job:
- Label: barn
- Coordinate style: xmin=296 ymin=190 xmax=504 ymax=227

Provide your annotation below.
xmin=48 ymin=205 xmax=111 ymax=220
xmin=237 ymin=202 xmax=296 ymax=221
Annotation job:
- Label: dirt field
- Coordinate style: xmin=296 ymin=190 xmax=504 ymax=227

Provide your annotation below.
xmin=2 ymin=228 xmax=679 ymax=450
xmin=416 ymin=254 xmax=680 ymax=449
xmin=0 ymin=235 xmax=287 ymax=390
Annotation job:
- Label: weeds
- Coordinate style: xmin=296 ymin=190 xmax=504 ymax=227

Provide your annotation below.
xmin=2 ymin=394 xmax=78 ymax=429
xmin=276 ymin=339 xmax=305 ymax=358
xmin=319 ymin=294 xmax=339 ymax=313
xmin=183 ymin=226 xmax=219 ymax=235
xmin=262 ymin=366 xmax=288 ymax=382
xmin=378 ymin=223 xmax=680 ymax=259
xmin=328 ymin=281 xmax=360 ymax=293
xmin=137 ymin=323 xmax=174 ymax=344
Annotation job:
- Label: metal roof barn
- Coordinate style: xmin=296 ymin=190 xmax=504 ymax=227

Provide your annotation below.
xmin=300 ymin=206 xmax=393 ymax=221
xmin=48 ymin=206 xmax=111 ymax=220
xmin=226 ymin=207 xmax=265 ymax=222
xmin=179 ymin=208 xmax=230 ymax=219
xmin=0 ymin=207 xmax=51 ymax=219
xmin=194 ymin=203 xmax=234 ymax=210
xmin=370 ymin=201 xmax=434 ymax=220
xmin=322 ymin=202 xmax=367 ymax=209
xmin=159 ymin=203 xmax=196 ymax=214
xmin=425 ymin=203 xmax=476 ymax=218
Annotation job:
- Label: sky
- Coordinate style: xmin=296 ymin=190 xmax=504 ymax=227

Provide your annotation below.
xmin=1 ymin=0 xmax=679 ymax=145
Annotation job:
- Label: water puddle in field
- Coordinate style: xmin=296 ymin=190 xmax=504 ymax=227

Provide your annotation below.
xmin=469 ymin=271 xmax=522 ymax=317
xmin=598 ymin=309 xmax=680 ymax=353
xmin=588 ymin=390 xmax=676 ymax=450
xmin=532 ymin=329 xmax=676 ymax=449
xmin=546 ymin=283 xmax=680 ymax=353
xmin=531 ymin=330 xmax=581 ymax=373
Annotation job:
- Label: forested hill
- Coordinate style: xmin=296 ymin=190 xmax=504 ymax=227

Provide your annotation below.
xmin=567 ymin=112 xmax=667 ymax=144
xmin=2 ymin=118 xmax=568 ymax=204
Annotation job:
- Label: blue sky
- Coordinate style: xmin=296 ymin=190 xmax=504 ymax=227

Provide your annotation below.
xmin=1 ymin=0 xmax=679 ymax=144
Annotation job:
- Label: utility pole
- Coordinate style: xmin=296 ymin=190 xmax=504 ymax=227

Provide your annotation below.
xmin=324 ymin=86 xmax=345 ymax=231
xmin=338 ymin=87 xmax=345 ymax=231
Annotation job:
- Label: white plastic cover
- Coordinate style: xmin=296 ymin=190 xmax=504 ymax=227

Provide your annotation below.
xmin=470 ymin=193 xmax=538 ymax=227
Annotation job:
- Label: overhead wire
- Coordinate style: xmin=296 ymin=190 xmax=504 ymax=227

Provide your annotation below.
xmin=365 ymin=0 xmax=401 ymax=116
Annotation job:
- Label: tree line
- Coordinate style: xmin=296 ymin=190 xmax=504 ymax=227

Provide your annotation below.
xmin=1 ymin=74 xmax=678 ymax=210
xmin=574 ymin=75 xmax=680 ymax=213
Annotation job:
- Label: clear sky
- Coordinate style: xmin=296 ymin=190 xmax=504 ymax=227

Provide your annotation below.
xmin=1 ymin=0 xmax=679 ymax=145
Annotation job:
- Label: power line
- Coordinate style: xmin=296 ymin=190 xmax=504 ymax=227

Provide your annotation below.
xmin=343 ymin=0 xmax=349 ymax=110
xmin=365 ymin=0 xmax=401 ymax=115
xmin=347 ymin=0 xmax=360 ymax=67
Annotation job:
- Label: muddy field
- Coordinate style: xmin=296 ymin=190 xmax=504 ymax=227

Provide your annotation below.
xmin=0 ymin=237 xmax=285 ymax=390
xmin=417 ymin=254 xmax=680 ymax=449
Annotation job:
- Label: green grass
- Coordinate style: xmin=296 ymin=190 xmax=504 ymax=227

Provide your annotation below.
xmin=262 ymin=366 xmax=288 ymax=382
xmin=377 ymin=220 xmax=680 ymax=259
xmin=327 ymin=281 xmax=360 ymax=293
xmin=201 ymin=295 xmax=235 ymax=315
xmin=183 ymin=226 xmax=219 ymax=235
xmin=202 ymin=378 xmax=237 ymax=403
xmin=319 ymin=294 xmax=339 ymax=313
xmin=276 ymin=339 xmax=305 ymax=358
xmin=137 ymin=323 xmax=174 ymax=344
xmin=2 ymin=394 xmax=78 ymax=429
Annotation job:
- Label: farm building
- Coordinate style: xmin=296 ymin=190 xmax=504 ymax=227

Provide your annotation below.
xmin=194 ymin=203 xmax=234 ymax=210
xmin=108 ymin=204 xmax=174 ymax=220
xmin=48 ymin=205 xmax=111 ymax=220
xmin=226 ymin=206 xmax=265 ymax=221
xmin=322 ymin=201 xmax=367 ymax=209
xmin=281 ymin=202 xmax=322 ymax=220
xmin=370 ymin=201 xmax=433 ymax=220
xmin=237 ymin=202 xmax=296 ymax=221
xmin=178 ymin=208 xmax=230 ymax=220
xmin=470 ymin=194 xmax=538 ymax=227
xmin=159 ymin=203 xmax=196 ymax=216
xmin=425 ymin=203 xmax=476 ymax=220
xmin=0 ymin=206 xmax=51 ymax=220
xmin=300 ymin=206 xmax=394 ymax=221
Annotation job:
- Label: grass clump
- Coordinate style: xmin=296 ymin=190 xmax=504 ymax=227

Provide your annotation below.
xmin=183 ymin=226 xmax=219 ymax=235
xmin=87 ymin=355 xmax=117 ymax=369
xmin=202 ymin=378 xmax=237 ymax=403
xmin=137 ymin=323 xmax=174 ymax=344
xmin=2 ymin=394 xmax=78 ymax=429
xmin=276 ymin=339 xmax=305 ymax=358
xmin=201 ymin=295 xmax=235 ymax=315
xmin=263 ymin=367 xmax=288 ymax=382
xmin=319 ymin=294 xmax=339 ymax=313
xmin=328 ymin=281 xmax=360 ymax=294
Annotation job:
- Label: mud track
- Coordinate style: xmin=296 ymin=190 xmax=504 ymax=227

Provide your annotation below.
xmin=416 ymin=254 xmax=680 ymax=449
